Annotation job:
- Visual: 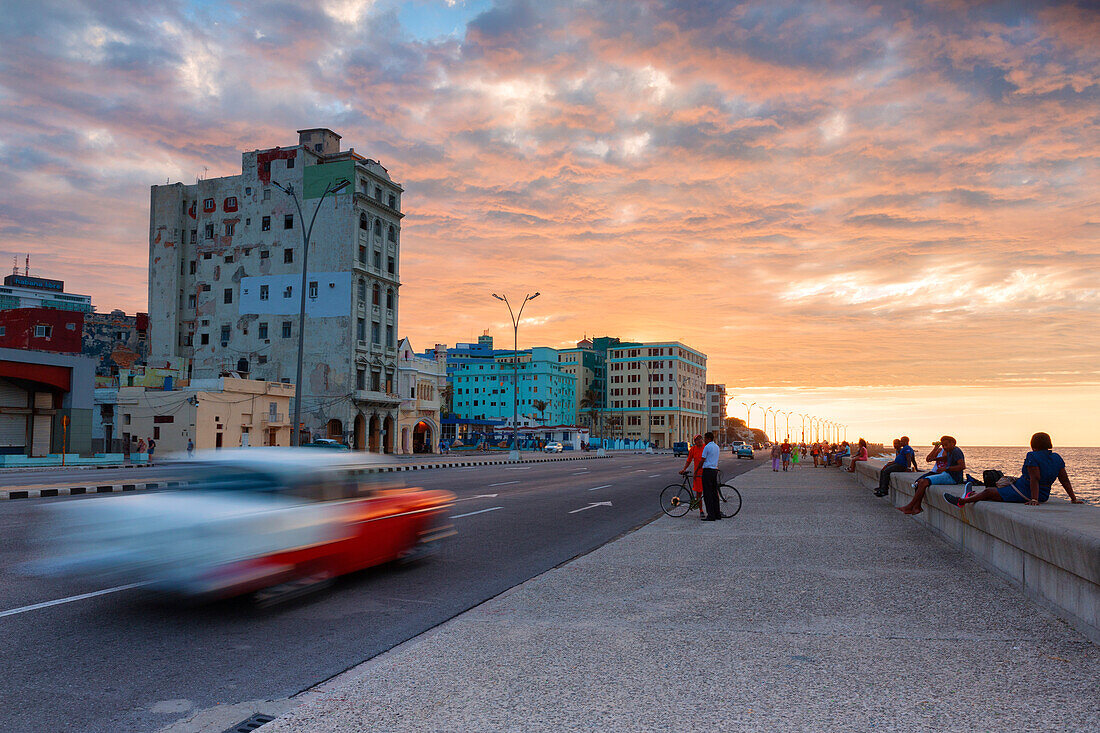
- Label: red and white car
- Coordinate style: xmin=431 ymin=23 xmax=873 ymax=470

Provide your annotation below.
xmin=32 ymin=450 xmax=455 ymax=602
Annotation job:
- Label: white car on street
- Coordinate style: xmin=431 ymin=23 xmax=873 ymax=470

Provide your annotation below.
xmin=544 ymin=442 xmax=564 ymax=453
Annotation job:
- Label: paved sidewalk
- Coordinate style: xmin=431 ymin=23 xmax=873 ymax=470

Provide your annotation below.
xmin=264 ymin=463 xmax=1099 ymax=732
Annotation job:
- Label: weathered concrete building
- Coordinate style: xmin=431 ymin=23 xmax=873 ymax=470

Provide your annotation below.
xmin=147 ymin=128 xmax=404 ymax=450
xmin=395 ymin=338 xmax=447 ymax=453
xmin=83 ymin=310 xmax=149 ymax=376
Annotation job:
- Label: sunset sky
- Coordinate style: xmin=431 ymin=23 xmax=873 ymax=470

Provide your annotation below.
xmin=1 ymin=1 xmax=1097 ymax=445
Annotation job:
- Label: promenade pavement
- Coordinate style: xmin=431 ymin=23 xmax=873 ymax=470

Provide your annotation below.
xmin=264 ymin=462 xmax=1099 ymax=732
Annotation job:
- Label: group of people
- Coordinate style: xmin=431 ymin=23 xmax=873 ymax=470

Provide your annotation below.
xmin=888 ymin=432 xmax=1081 ymax=514
xmin=763 ymin=439 xmax=871 ymax=471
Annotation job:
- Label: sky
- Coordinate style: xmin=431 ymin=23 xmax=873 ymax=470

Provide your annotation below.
xmin=0 ymin=0 xmax=1097 ymax=446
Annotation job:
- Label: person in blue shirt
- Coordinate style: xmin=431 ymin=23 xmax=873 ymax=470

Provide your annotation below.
xmin=899 ymin=435 xmax=965 ymax=515
xmin=946 ymin=432 xmax=1080 ymax=507
xmin=874 ymin=436 xmax=917 ymax=496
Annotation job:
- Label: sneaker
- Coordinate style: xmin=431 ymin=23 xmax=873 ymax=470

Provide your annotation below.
xmin=873 ymin=490 xmax=887 ymax=497
xmin=944 ymin=493 xmax=962 ymax=507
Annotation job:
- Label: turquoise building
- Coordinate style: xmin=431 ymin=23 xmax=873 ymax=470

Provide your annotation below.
xmin=452 ymin=346 xmax=577 ymax=427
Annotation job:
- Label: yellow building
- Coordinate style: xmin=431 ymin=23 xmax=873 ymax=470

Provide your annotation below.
xmin=115 ymin=377 xmax=294 ymax=454
xmin=607 ymin=341 xmax=707 ymax=448
xmin=395 ymin=338 xmax=447 ymax=453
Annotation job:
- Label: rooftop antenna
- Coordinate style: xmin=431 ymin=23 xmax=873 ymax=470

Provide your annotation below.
xmin=12 ymin=257 xmax=17 ymax=276
xmin=24 ymin=254 xmax=29 ymax=276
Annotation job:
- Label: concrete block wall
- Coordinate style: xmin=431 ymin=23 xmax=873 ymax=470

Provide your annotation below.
xmin=846 ymin=458 xmax=1099 ymax=643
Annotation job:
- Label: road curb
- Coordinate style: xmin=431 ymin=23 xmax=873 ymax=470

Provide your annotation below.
xmin=0 ymin=454 xmax=613 ymax=500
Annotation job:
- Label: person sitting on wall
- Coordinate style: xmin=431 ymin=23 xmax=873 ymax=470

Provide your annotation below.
xmin=898 ymin=436 xmax=965 ymax=515
xmin=845 ymin=438 xmax=869 ymax=472
xmin=874 ymin=438 xmax=916 ymax=497
xmin=945 ymin=432 xmax=1081 ymax=508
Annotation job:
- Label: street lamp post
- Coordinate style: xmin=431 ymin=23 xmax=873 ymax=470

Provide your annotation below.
xmin=763 ymin=408 xmax=774 ymax=443
xmin=491 ymin=292 xmax=540 ymax=459
xmin=272 ymin=176 xmax=351 ymax=446
xmin=799 ymin=413 xmax=809 ymax=443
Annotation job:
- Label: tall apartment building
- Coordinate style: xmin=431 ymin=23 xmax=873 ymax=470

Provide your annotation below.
xmin=607 ymin=342 xmax=707 ymax=448
xmin=147 ymin=128 xmax=403 ymax=451
xmin=0 ymin=273 xmax=93 ymax=313
xmin=452 ymin=347 xmax=576 ymax=427
xmin=706 ymin=383 xmax=727 ymax=434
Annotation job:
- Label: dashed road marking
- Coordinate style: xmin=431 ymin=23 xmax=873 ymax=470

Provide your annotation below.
xmin=489 ymin=481 xmax=519 ymax=486
xmin=451 ymin=506 xmax=504 ymax=519
xmin=587 ymin=484 xmax=613 ymax=491
xmin=0 ymin=582 xmax=148 ymax=619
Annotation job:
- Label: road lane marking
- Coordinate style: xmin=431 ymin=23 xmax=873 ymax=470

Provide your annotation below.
xmin=587 ymin=484 xmax=613 ymax=491
xmin=0 ymin=582 xmax=148 ymax=619
xmin=454 ymin=493 xmax=499 ymax=502
xmin=489 ymin=481 xmax=519 ymax=486
xmin=632 ymin=469 xmax=647 ymax=473
xmin=569 ymin=501 xmax=612 ymax=514
xmin=649 ymin=474 xmax=660 ymax=477
xmin=504 ymin=467 xmax=532 ymax=471
xmin=451 ymin=506 xmax=503 ymax=519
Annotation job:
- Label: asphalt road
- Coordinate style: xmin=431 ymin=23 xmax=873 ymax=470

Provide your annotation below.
xmin=0 ymin=453 xmax=758 ymax=733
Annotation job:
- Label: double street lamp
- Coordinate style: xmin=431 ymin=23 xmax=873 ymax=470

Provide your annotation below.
xmin=272 ymin=176 xmax=351 ymax=446
xmin=491 ymin=292 xmax=540 ymax=457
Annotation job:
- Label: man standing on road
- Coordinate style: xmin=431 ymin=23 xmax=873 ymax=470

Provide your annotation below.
xmin=701 ymin=431 xmax=722 ymax=521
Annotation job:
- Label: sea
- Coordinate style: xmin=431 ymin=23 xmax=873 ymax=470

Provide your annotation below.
xmin=873 ymin=446 xmax=1100 ymax=504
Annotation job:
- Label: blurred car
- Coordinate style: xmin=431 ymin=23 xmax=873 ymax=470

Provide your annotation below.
xmin=672 ymin=441 xmax=689 ymax=457
xmin=302 ymin=438 xmax=350 ymax=451
xmin=732 ymin=441 xmax=754 ymax=459
xmin=544 ymin=441 xmax=564 ymax=453
xmin=28 ymin=450 xmax=455 ymax=602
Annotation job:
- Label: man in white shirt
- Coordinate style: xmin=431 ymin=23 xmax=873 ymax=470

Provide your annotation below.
xmin=700 ymin=432 xmax=722 ymax=521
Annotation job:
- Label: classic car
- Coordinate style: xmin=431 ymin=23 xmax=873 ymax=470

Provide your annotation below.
xmin=732 ymin=441 xmax=754 ymax=459
xmin=30 ymin=449 xmax=455 ymax=603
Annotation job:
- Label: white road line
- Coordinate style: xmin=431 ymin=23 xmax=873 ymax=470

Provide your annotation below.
xmin=569 ymin=501 xmax=612 ymax=514
xmin=587 ymin=484 xmax=613 ymax=491
xmin=0 ymin=582 xmax=148 ymax=619
xmin=504 ymin=467 xmax=533 ymax=471
xmin=649 ymin=474 xmax=660 ymax=477
xmin=632 ymin=469 xmax=646 ymax=473
xmin=489 ymin=481 xmax=519 ymax=486
xmin=451 ymin=506 xmax=503 ymax=519
xmin=454 ymin=493 xmax=499 ymax=502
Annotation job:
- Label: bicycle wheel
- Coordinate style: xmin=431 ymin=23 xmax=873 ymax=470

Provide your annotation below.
xmin=718 ymin=484 xmax=742 ymax=517
xmin=660 ymin=484 xmax=693 ymax=517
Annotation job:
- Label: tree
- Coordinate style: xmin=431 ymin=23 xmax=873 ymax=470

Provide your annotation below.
xmin=578 ymin=388 xmax=600 ymax=435
xmin=532 ymin=399 xmax=548 ymax=424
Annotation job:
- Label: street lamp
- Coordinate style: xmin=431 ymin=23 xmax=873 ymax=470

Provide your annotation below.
xmin=272 ymin=176 xmax=351 ymax=446
xmin=491 ymin=291 xmax=540 ymax=458
xmin=799 ymin=413 xmax=809 ymax=443
xmin=763 ymin=408 xmax=774 ymax=443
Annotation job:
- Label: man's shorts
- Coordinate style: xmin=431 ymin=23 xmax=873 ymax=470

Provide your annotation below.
xmin=923 ymin=472 xmax=960 ymax=486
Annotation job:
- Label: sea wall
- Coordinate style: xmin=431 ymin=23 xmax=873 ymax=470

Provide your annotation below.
xmin=846 ymin=458 xmax=1100 ymax=644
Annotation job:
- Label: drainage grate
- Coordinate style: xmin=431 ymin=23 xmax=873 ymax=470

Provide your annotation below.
xmin=223 ymin=713 xmax=276 ymax=733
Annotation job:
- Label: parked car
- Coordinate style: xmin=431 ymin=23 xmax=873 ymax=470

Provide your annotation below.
xmin=672 ymin=441 xmax=689 ymax=457
xmin=544 ymin=441 xmax=564 ymax=453
xmin=29 ymin=450 xmax=455 ymax=603
xmin=302 ymin=438 xmax=350 ymax=451
xmin=732 ymin=441 xmax=754 ymax=459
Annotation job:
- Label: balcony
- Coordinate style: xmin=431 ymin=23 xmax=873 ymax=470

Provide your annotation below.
xmin=354 ymin=389 xmax=401 ymax=407
xmin=260 ymin=412 xmax=289 ymax=426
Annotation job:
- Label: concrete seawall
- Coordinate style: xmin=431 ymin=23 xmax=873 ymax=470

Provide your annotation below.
xmin=846 ymin=457 xmax=1100 ymax=643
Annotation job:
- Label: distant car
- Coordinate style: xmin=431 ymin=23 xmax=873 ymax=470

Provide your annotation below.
xmin=672 ymin=441 xmax=689 ymax=457
xmin=544 ymin=441 xmax=564 ymax=453
xmin=302 ymin=439 xmax=350 ymax=451
xmin=732 ymin=441 xmax=754 ymax=459
xmin=30 ymin=450 xmax=455 ymax=602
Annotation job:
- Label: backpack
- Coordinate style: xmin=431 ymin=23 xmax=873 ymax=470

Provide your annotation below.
xmin=982 ymin=469 xmax=1004 ymax=487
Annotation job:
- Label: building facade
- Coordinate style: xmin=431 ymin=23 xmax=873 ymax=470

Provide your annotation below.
xmin=0 ymin=347 xmax=95 ymax=456
xmin=0 ymin=273 xmax=92 ymax=313
xmin=556 ymin=343 xmax=598 ymax=426
xmin=452 ymin=347 xmax=576 ymax=427
xmin=396 ymin=338 xmax=447 ymax=453
xmin=83 ymin=310 xmax=149 ymax=376
xmin=706 ymin=383 xmax=727 ymax=435
xmin=147 ymin=128 xmax=404 ymax=451
xmin=0 ymin=308 xmax=84 ymax=353
xmin=606 ymin=341 xmax=707 ymax=448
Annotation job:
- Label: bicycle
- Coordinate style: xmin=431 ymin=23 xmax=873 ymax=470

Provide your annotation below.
xmin=660 ymin=471 xmax=742 ymax=518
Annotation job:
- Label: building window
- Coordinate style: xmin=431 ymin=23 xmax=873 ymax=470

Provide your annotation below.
xmin=283 ymin=285 xmax=293 ymax=298
xmin=284 ymin=214 xmax=294 ymax=230
xmin=286 ymin=157 xmax=295 ymax=169
xmin=34 ymin=324 xmax=51 ymax=338
xmin=356 ymin=369 xmax=365 ymax=390
xmin=373 ymin=220 xmax=381 ymax=237
xmin=224 ymin=254 xmax=234 ymax=263
xmin=358 ymin=245 xmax=366 ymax=264
xmin=388 ymin=194 xmax=396 ymax=209
xmin=189 ymin=260 xmax=196 ymax=274
xmin=308 ymin=281 xmax=318 ymax=299
xmin=263 ymin=188 xmax=271 ymax=201
xmin=259 ymin=284 xmax=269 ymax=301
xmin=224 ymin=196 xmax=238 ymax=211
xmin=373 ymin=250 xmax=381 ymax=269
xmin=371 ymin=371 xmax=381 ymax=391
xmin=187 ymin=294 xmax=196 ymax=308
xmin=387 ymin=256 xmax=395 ymax=274
xmin=357 ymin=279 xmax=366 ymax=303
xmin=224 ymin=222 xmax=235 ymax=236
xmin=200 ymin=333 xmax=209 ymax=345
xmin=374 ymin=186 xmax=382 ymax=200
xmin=190 ymin=230 xmax=197 ymax=244
xmin=260 ymin=249 xmax=270 ymax=259
xmin=261 ymin=215 xmax=270 ymax=231
xmin=223 ymin=288 xmax=233 ymax=304
xmin=387 ymin=225 xmax=395 ymax=242
xmin=314 ymin=142 xmax=323 ymax=152
xmin=203 ymin=198 xmax=215 ymax=213
xmin=356 ymin=318 xmax=365 ymax=341
xmin=386 ymin=288 xmax=394 ymax=309
xmin=258 ymin=322 xmax=268 ymax=339
xmin=386 ymin=325 xmax=393 ymax=348
xmin=359 ymin=213 xmax=367 ymax=230
xmin=245 ymin=187 xmax=252 ymax=195
xmin=220 ymin=325 xmax=230 ymax=343
xmin=372 ymin=282 xmax=380 ymax=305
xmin=204 ymin=223 xmax=214 ymax=239
xmin=257 ymin=355 xmax=267 ymax=364
xmin=281 ymin=321 xmax=292 ymax=338
xmin=371 ymin=321 xmax=380 ymax=344
xmin=284 ymin=249 xmax=294 ymax=263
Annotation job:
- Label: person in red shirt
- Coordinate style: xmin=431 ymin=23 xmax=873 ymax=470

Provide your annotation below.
xmin=679 ymin=434 xmax=706 ymax=518
xmin=780 ymin=440 xmax=792 ymax=471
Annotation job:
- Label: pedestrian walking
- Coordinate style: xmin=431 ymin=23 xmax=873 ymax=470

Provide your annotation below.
xmin=771 ymin=443 xmax=781 ymax=471
xmin=781 ymin=440 xmax=792 ymax=471
xmin=700 ymin=432 xmax=722 ymax=521
xmin=186 ymin=438 xmax=194 ymax=458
